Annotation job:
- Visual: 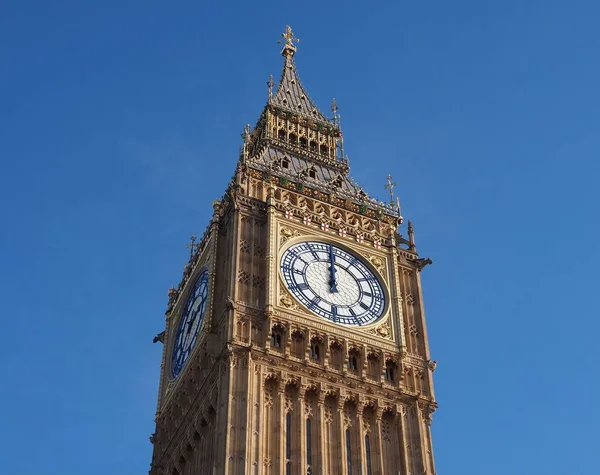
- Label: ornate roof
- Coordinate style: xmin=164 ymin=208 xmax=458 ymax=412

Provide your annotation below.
xmin=236 ymin=26 xmax=401 ymax=222
xmin=250 ymin=145 xmax=362 ymax=198
xmin=270 ymin=26 xmax=329 ymax=123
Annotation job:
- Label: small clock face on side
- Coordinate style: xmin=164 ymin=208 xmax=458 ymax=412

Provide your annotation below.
xmin=171 ymin=269 xmax=209 ymax=378
xmin=280 ymin=241 xmax=386 ymax=326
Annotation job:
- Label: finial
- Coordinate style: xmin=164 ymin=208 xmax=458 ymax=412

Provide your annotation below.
xmin=278 ymin=25 xmax=300 ymax=57
xmin=396 ymin=197 xmax=404 ymax=224
xmin=338 ymin=133 xmax=345 ymax=160
xmin=186 ymin=235 xmax=199 ymax=261
xmin=267 ymin=75 xmax=274 ymax=101
xmin=241 ymin=124 xmax=251 ymax=160
xmin=407 ymin=220 xmax=416 ymax=252
xmin=384 ymin=174 xmax=397 ymax=205
xmin=331 ymin=98 xmax=339 ymax=124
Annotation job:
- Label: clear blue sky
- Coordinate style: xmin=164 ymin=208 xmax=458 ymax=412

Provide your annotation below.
xmin=1 ymin=1 xmax=599 ymax=474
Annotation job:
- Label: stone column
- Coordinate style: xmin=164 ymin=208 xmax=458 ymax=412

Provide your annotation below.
xmin=398 ymin=405 xmax=410 ymax=475
xmin=374 ymin=407 xmax=385 ymax=475
xmin=317 ymin=392 xmax=327 ymax=475
xmin=278 ymin=386 xmax=286 ymax=475
xmin=419 ymin=401 xmax=437 ymax=475
xmin=339 ymin=398 xmax=348 ymax=475
xmin=264 ymin=186 xmax=276 ymax=316
xmin=356 ymin=404 xmax=366 ymax=475
xmin=298 ymin=386 xmax=307 ymax=475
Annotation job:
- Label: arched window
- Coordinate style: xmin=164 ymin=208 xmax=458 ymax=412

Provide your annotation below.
xmin=291 ymin=330 xmax=306 ymax=359
xmin=348 ymin=349 xmax=361 ymax=373
xmin=365 ymin=434 xmax=373 ymax=475
xmin=367 ymin=353 xmax=380 ymax=381
xmin=309 ymin=338 xmax=321 ymax=361
xmin=306 ymin=418 xmax=312 ymax=474
xmin=348 ymin=356 xmax=358 ymax=371
xmin=289 ymin=133 xmax=298 ymax=145
xmin=346 ymin=429 xmax=353 ymax=475
xmin=299 ymin=137 xmax=307 ymax=149
xmin=385 ymin=360 xmax=397 ymax=382
xmin=329 ymin=341 xmax=343 ymax=370
xmin=278 ymin=129 xmax=286 ymax=141
xmin=320 ymin=144 xmax=329 ymax=156
xmin=310 ymin=140 xmax=317 ymax=152
xmin=270 ymin=325 xmax=284 ymax=350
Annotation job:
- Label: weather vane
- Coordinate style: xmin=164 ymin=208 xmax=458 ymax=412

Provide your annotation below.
xmin=384 ymin=174 xmax=397 ymax=205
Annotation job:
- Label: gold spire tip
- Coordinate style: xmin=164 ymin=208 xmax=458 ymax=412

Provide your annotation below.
xmin=278 ymin=25 xmax=300 ymax=56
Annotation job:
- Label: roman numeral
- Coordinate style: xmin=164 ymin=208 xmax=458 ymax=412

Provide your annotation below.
xmin=307 ymin=243 xmax=319 ymax=259
xmin=308 ymin=296 xmax=322 ymax=310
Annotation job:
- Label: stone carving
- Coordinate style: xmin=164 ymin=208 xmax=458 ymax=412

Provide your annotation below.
xmin=368 ymin=255 xmax=385 ymax=273
xmin=240 ymin=239 xmax=250 ymax=254
xmin=279 ymin=284 xmax=299 ymax=310
xmin=279 ymin=291 xmax=295 ymax=309
xmin=153 ymin=331 xmax=165 ymax=344
xmin=413 ymin=257 xmax=433 ymax=271
xmin=366 ymin=319 xmax=392 ymax=340
xmin=167 ymin=288 xmax=178 ymax=312
xmin=324 ymin=405 xmax=333 ymax=424
xmin=304 ymin=398 xmax=314 ymax=418
xmin=253 ymin=244 xmax=266 ymax=258
xmin=279 ymin=226 xmax=301 ymax=245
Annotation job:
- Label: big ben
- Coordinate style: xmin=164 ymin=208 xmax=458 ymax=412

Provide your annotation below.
xmin=149 ymin=26 xmax=438 ymax=475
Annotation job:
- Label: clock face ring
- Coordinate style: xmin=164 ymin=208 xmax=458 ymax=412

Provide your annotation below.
xmin=280 ymin=240 xmax=387 ymax=326
xmin=171 ymin=268 xmax=210 ymax=378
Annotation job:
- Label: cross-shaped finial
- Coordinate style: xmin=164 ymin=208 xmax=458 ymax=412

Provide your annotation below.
xmin=279 ymin=25 xmax=299 ymax=47
xmin=384 ymin=174 xmax=397 ymax=204
xmin=278 ymin=25 xmax=300 ymax=56
xmin=186 ymin=235 xmax=199 ymax=261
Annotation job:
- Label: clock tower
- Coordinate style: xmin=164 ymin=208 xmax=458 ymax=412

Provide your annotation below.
xmin=149 ymin=26 xmax=438 ymax=475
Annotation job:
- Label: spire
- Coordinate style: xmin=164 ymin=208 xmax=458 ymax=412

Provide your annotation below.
xmin=271 ymin=26 xmax=330 ymax=123
xmin=237 ymin=27 xmax=402 ymax=226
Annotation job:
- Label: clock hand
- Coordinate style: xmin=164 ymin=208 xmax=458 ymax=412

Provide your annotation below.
xmin=328 ymin=244 xmax=338 ymax=293
xmin=185 ymin=315 xmax=196 ymax=334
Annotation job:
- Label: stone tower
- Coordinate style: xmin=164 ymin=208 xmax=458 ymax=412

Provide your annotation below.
xmin=149 ymin=26 xmax=438 ymax=475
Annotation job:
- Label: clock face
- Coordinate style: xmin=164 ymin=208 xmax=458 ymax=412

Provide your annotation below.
xmin=171 ymin=269 xmax=209 ymax=378
xmin=280 ymin=241 xmax=386 ymax=326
